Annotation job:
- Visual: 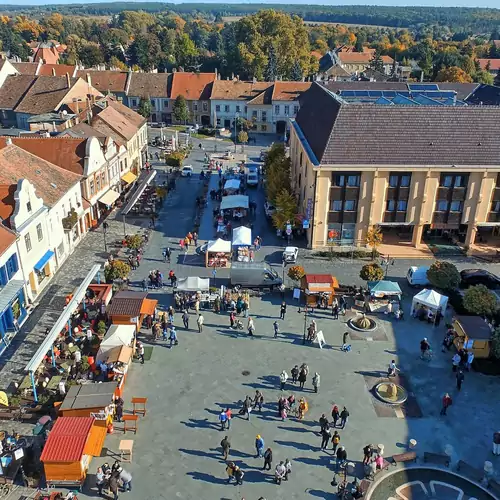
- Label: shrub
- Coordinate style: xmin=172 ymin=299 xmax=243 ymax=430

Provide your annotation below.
xmin=427 ymin=261 xmax=461 ymax=290
xmin=165 ymin=151 xmax=186 ymax=167
xmin=288 ymin=265 xmax=305 ymax=282
xmin=97 ymin=320 xmax=107 ymax=335
xmin=360 ymin=263 xmax=384 ymax=281
xmin=491 ymin=327 xmax=500 ymax=360
xmin=104 ymin=260 xmax=130 ymax=283
xmin=126 ymin=234 xmax=143 ymax=250
xmin=463 ymin=284 xmax=498 ymax=318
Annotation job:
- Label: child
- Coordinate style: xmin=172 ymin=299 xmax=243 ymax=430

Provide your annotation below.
xmin=273 ymin=321 xmax=279 ymax=338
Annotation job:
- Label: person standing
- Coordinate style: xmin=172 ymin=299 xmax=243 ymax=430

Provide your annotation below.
xmin=321 ymin=426 xmax=331 ymax=450
xmin=280 ymin=370 xmax=288 ymax=391
xmin=226 ymin=462 xmax=235 ymax=483
xmin=192 ymin=232 xmax=198 ymax=247
xmin=137 ymin=341 xmax=145 ymax=364
xmin=162 ymin=249 xmax=167 ymax=262
xmin=284 ymin=459 xmax=292 ymax=481
xmin=242 ymin=300 xmax=249 ymax=318
xmin=336 ymin=446 xmax=347 ymax=471
xmin=280 ymin=301 xmax=287 ymax=320
xmin=221 ymin=436 xmax=231 ymax=459
xmin=230 ymin=311 xmax=236 ymax=329
xmin=197 ymin=314 xmax=204 ymax=333
xmin=119 ymin=468 xmax=132 ymax=492
xmin=96 ymin=467 xmax=105 ymax=497
xmin=456 ymin=369 xmax=465 ymax=391
xmin=247 ymin=317 xmax=255 ymax=336
xmin=362 ymin=444 xmax=372 ymax=465
xmin=253 ymin=390 xmax=264 ymax=412
xmin=291 ymin=365 xmax=299 ymax=384
xmin=298 ymin=366 xmax=307 ymax=390
xmin=493 ymin=431 xmax=500 ymax=456
xmin=312 ymin=372 xmax=320 ymax=393
xmin=182 ymin=310 xmax=189 ymax=330
xmin=275 ymin=462 xmax=286 ymax=485
xmin=342 ymin=331 xmax=349 ymax=350
xmin=263 ymin=447 xmax=273 ymax=470
xmin=340 ymin=406 xmax=350 ymax=429
xmin=273 ymin=320 xmax=279 ymax=338
xmin=440 ymin=393 xmax=452 ymax=415
xmin=331 ymin=431 xmax=340 ymax=453
xmin=233 ymin=466 xmax=244 ymax=485
xmin=225 ymin=408 xmax=232 ymax=429
xmin=219 ymin=410 xmax=228 ymax=431
xmin=109 ymin=472 xmax=119 ymax=500
xmin=452 ymin=352 xmax=461 ymax=372
xmin=332 ymin=303 xmax=339 ymax=320
xmin=466 ymin=351 xmax=474 ymax=371
xmin=319 ymin=413 xmax=329 ymax=433
xmin=165 ymin=246 xmax=171 ymax=263
xmin=169 ymin=326 xmax=177 ymax=348
xmin=255 ymin=435 xmax=265 ymax=458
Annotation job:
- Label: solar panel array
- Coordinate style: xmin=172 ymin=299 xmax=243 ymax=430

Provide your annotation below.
xmin=408 ymin=83 xmax=439 ymax=91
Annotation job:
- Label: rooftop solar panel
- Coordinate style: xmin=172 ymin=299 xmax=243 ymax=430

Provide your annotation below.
xmin=408 ymin=83 xmax=439 ymax=91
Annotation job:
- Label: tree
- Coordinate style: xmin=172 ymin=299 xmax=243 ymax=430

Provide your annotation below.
xmin=78 ymin=44 xmax=104 ymax=67
xmin=463 ymin=285 xmax=498 ymax=318
xmin=354 ymin=34 xmax=364 ymax=52
xmin=435 ymin=66 xmax=473 ymax=83
xmin=264 ymin=45 xmax=278 ymax=82
xmin=265 ymin=144 xmax=291 ymax=204
xmin=492 ymin=326 xmax=500 ymax=360
xmin=290 ymin=60 xmax=303 ymax=81
xmin=475 ymin=70 xmax=494 ymax=85
xmin=104 ymin=260 xmax=130 ymax=283
xmin=109 ymin=56 xmax=128 ymax=70
xmin=426 ymin=261 xmax=461 ymax=290
xmin=369 ymin=49 xmax=384 ymax=73
xmin=138 ymin=97 xmax=152 ymax=119
xmin=365 ymin=226 xmax=383 ymax=260
xmin=360 ymin=263 xmax=384 ymax=282
xmin=237 ymin=130 xmax=248 ymax=145
xmin=172 ymin=95 xmax=189 ymax=123
xmin=272 ymin=189 xmax=297 ymax=231
xmin=175 ymin=32 xmax=198 ymax=68
xmin=127 ymin=33 xmax=162 ymax=71
xmin=288 ymin=265 xmax=305 ymax=282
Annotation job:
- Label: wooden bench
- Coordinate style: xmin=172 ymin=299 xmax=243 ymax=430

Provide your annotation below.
xmin=122 ymin=414 xmax=139 ymax=434
xmin=488 ymin=479 xmax=500 ymax=496
xmin=131 ymin=397 xmax=148 ymax=416
xmin=424 ymin=451 xmax=449 ymax=467
xmin=391 ymin=451 xmax=417 ymax=466
xmin=456 ymin=460 xmax=483 ymax=481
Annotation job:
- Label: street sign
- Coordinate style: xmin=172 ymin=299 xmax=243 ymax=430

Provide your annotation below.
xmin=306 ymin=198 xmax=313 ymax=220
xmin=302 ymin=219 xmax=310 ymax=229
xmin=212 ymin=269 xmax=217 ymax=278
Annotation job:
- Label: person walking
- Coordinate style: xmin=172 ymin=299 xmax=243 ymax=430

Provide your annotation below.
xmin=363 ymin=444 xmax=373 ymax=465
xmin=242 ymin=300 xmax=249 ymax=318
xmin=96 ymin=467 xmax=105 ymax=497
xmin=273 ymin=320 xmax=279 ymax=338
xmin=332 ymin=303 xmax=339 ymax=320
xmin=247 ymin=317 xmax=255 ymax=336
xmin=221 ymin=436 xmax=231 ymax=459
xmin=162 ymin=249 xmax=167 ymax=262
xmin=137 ymin=341 xmax=145 ymax=364
xmin=466 ymin=351 xmax=474 ymax=371
xmin=255 ymin=435 xmax=265 ymax=458
xmin=319 ymin=413 xmax=329 ymax=433
xmin=242 ymin=395 xmax=252 ymax=421
xmin=233 ymin=466 xmax=244 ymax=485
xmin=321 ymin=426 xmax=331 ymax=450
xmin=280 ymin=370 xmax=288 ymax=391
xmin=493 ymin=431 xmax=500 ymax=456
xmin=169 ymin=326 xmax=178 ymax=348
xmin=275 ymin=461 xmax=286 ymax=485
xmin=280 ymin=301 xmax=287 ymax=320
xmin=440 ymin=393 xmax=453 ymax=415
xmin=219 ymin=410 xmax=228 ymax=431
xmin=165 ymin=247 xmax=171 ymax=263
xmin=253 ymin=390 xmax=264 ymax=412
xmin=119 ymin=468 xmax=132 ymax=492
xmin=298 ymin=366 xmax=307 ymax=390
xmin=336 ymin=446 xmax=347 ymax=471
xmin=331 ymin=430 xmax=340 ymax=453
xmin=197 ymin=314 xmax=204 ymax=333
xmin=263 ymin=447 xmax=273 ymax=470
xmin=342 ymin=331 xmax=349 ymax=350
xmin=452 ymin=352 xmax=461 ymax=372
xmin=230 ymin=311 xmax=236 ymax=329
xmin=340 ymin=407 xmax=350 ymax=429
xmin=284 ymin=459 xmax=292 ymax=481
xmin=291 ymin=365 xmax=299 ymax=384
xmin=456 ymin=369 xmax=465 ymax=391
xmin=225 ymin=408 xmax=232 ymax=429
xmin=182 ymin=310 xmax=189 ymax=330
xmin=192 ymin=232 xmax=198 ymax=247
xmin=312 ymin=372 xmax=320 ymax=393
xmin=142 ymin=278 xmax=147 ymax=292
xmin=109 ymin=472 xmax=119 ymax=500
xmin=226 ymin=462 xmax=235 ymax=483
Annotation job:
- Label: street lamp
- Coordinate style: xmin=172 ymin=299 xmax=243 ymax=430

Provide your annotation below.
xmin=122 ymin=215 xmax=127 ymax=239
xmin=103 ymin=221 xmax=108 ymax=253
xmin=234 ymin=112 xmax=239 ymax=153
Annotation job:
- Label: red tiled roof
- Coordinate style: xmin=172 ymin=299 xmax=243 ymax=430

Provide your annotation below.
xmin=304 ymin=274 xmax=333 ymax=284
xmin=41 ymin=417 xmax=94 ymax=463
xmin=170 ymin=72 xmax=215 ymax=100
xmin=92 ymin=106 xmax=137 ymax=142
xmin=0 ymin=223 xmax=16 ymax=255
xmin=11 ymin=62 xmax=39 ymax=75
xmin=105 ymin=97 xmax=146 ymax=129
xmin=339 ymin=52 xmax=393 ymax=64
xmin=33 ymin=46 xmax=59 ymax=65
xmin=0 ymin=75 xmax=36 ymax=110
xmin=0 ymin=184 xmax=16 ymax=229
xmin=76 ymin=70 xmax=129 ymax=94
xmin=272 ymin=82 xmax=311 ymax=101
xmin=37 ymin=64 xmax=76 ymax=77
xmin=127 ymin=72 xmax=169 ymax=97
xmin=107 ymin=291 xmax=147 ymax=317
xmin=210 ymin=80 xmax=272 ymax=101
xmin=477 ymin=59 xmax=500 ymax=71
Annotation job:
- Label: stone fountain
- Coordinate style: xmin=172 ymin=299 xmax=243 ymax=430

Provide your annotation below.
xmin=348 ymin=312 xmax=377 ymax=332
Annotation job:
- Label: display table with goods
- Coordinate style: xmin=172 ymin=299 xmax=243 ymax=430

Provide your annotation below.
xmin=205 ymin=238 xmax=232 ymax=268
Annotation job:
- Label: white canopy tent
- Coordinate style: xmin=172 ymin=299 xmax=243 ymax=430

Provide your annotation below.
xmin=232 ymin=226 xmax=252 ymax=246
xmin=207 ymin=238 xmax=232 ymax=253
xmin=220 ymin=195 xmax=249 ymax=210
xmin=411 ymin=288 xmax=448 ymax=315
xmin=97 ymin=324 xmax=136 ymax=362
xmin=176 ymin=276 xmax=210 ymax=292
xmin=224 ymin=179 xmax=241 ymax=191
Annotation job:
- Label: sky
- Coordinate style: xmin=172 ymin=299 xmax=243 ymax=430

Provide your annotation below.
xmin=1 ymin=0 xmax=499 ymax=9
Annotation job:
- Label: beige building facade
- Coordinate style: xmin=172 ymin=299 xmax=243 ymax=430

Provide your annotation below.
xmin=290 ymin=83 xmax=500 ymax=253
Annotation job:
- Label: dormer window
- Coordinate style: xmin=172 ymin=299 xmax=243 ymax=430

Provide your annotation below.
xmin=27 ymin=201 xmax=32 ymax=213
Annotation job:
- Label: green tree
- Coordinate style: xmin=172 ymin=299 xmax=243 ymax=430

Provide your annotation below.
xmin=463 ymin=285 xmax=498 ymax=318
xmin=127 ymin=33 xmax=162 ymax=71
xmin=78 ymin=43 xmax=105 ymax=67
xmin=426 ymin=261 xmax=461 ymax=290
xmin=104 ymin=260 xmax=130 ymax=283
xmin=369 ymin=48 xmax=384 ymax=73
xmin=354 ymin=34 xmax=364 ymax=52
xmin=290 ymin=60 xmax=303 ymax=81
xmin=360 ymin=263 xmax=384 ymax=281
xmin=495 ymin=69 xmax=500 ymax=86
xmin=172 ymin=95 xmax=189 ymax=123
xmin=237 ymin=130 xmax=248 ymax=144
xmin=265 ymin=144 xmax=291 ymax=204
xmin=272 ymin=189 xmax=297 ymax=230
xmin=176 ymin=32 xmax=198 ymax=68
xmin=365 ymin=226 xmax=383 ymax=260
xmin=264 ymin=45 xmax=278 ymax=82
xmin=491 ymin=326 xmax=500 ymax=360
xmin=138 ymin=96 xmax=152 ymax=119
xmin=475 ymin=70 xmax=494 ymax=85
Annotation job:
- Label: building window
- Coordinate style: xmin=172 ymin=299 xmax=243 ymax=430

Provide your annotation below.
xmin=24 ymin=233 xmax=32 ymax=253
xmin=400 ymin=175 xmax=411 ymax=187
xmin=96 ymin=176 xmax=101 ymax=192
xmin=5 ymin=254 xmax=18 ymax=280
xmin=236 ymin=105 xmax=240 ymax=113
xmin=347 ymin=175 xmax=360 ymax=187
xmin=36 ymin=223 xmax=43 ymax=241
xmin=101 ymin=172 xmax=106 ymax=186
xmin=261 ymin=125 xmax=267 ymax=132
xmin=333 ymin=174 xmax=345 ymax=187
xmin=26 ymin=201 xmax=32 ymax=213
xmin=436 ymin=200 xmax=448 ymax=211
xmin=492 ymin=201 xmax=500 ymax=212
xmin=293 ymin=105 xmax=299 ymax=114
xmin=252 ymin=110 xmax=258 ymax=118
xmin=164 ymin=100 xmax=168 ymax=109
xmin=344 ymin=200 xmax=357 ymax=211
xmin=89 ymin=180 xmax=95 ymax=196
xmin=131 ymin=99 xmax=137 ymax=107
xmin=262 ymin=111 xmax=267 ymax=122
xmin=275 ymin=105 xmax=280 ymax=114
xmin=397 ymin=200 xmax=408 ymax=211
xmin=327 ymin=223 xmax=341 ymax=243
xmin=244 ymin=106 xmax=248 ymax=113
xmin=216 ymin=118 xmax=221 ymax=126
xmin=331 ymin=200 xmax=343 ymax=211
xmin=215 ymin=105 xmax=220 ymax=112
xmin=441 ymin=175 xmax=453 ymax=187
xmin=389 ymin=175 xmax=399 ymax=187
xmin=284 ymin=105 xmax=290 ymax=115
xmin=450 ymin=201 xmax=463 ymax=212
xmin=193 ymin=103 xmax=198 ymax=111
xmin=386 ymin=200 xmax=396 ymax=211
xmin=454 ymin=176 xmax=465 ymax=188
xmin=203 ymin=102 xmax=208 ymax=112
xmin=150 ymin=99 xmax=156 ymax=109
xmin=224 ymin=105 xmax=230 ymax=112
xmin=57 ymin=242 xmax=65 ymax=259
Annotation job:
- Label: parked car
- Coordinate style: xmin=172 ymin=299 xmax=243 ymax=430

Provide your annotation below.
xmin=181 ymin=165 xmax=193 ymax=177
xmin=185 ymin=126 xmax=197 ymax=133
xmin=282 ymin=246 xmax=299 ymax=264
xmin=460 ymin=269 xmax=500 ymax=290
xmin=264 ymin=201 xmax=276 ymax=218
xmin=247 ymin=172 xmax=258 ymax=186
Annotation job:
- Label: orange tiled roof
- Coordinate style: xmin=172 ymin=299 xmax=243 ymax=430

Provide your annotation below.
xmin=76 ymin=70 xmax=129 ymax=94
xmin=37 ymin=64 xmax=76 ymax=77
xmin=0 ymin=223 xmax=16 ymax=255
xmin=210 ymin=80 xmax=272 ymax=101
xmin=170 ymin=72 xmax=216 ymax=100
xmin=338 ymin=52 xmax=393 ymax=64
xmin=272 ymin=82 xmax=311 ymax=101
xmin=92 ymin=105 xmax=137 ymax=143
xmin=104 ymin=97 xmax=146 ymax=129
xmin=33 ymin=46 xmax=59 ymax=65
xmin=478 ymin=59 xmax=500 ymax=71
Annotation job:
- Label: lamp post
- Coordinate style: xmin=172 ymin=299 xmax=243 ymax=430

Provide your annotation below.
xmin=122 ymin=215 xmax=127 ymax=239
xmin=234 ymin=112 xmax=239 ymax=153
xmin=103 ymin=221 xmax=108 ymax=253
xmin=302 ymin=303 xmax=308 ymax=345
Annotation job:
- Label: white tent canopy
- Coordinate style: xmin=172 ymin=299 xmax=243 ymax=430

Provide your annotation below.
xmin=224 ymin=179 xmax=241 ymax=191
xmin=176 ymin=276 xmax=210 ymax=291
xmin=97 ymin=324 xmax=135 ymax=362
xmin=207 ymin=238 xmax=232 ymax=253
xmin=232 ymin=226 xmax=252 ymax=246
xmin=411 ymin=288 xmax=448 ymax=315
xmin=220 ymin=195 xmax=249 ymax=210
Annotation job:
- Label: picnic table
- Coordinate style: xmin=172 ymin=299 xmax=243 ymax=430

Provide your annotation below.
xmin=46 ymin=376 xmax=62 ymax=391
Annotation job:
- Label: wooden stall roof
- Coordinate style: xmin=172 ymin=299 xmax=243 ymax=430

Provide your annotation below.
xmin=454 ymin=315 xmax=492 ymax=341
xmin=302 ymin=274 xmax=339 ymax=290
xmin=140 ymin=298 xmax=158 ymax=316
xmin=59 ymin=383 xmax=116 ymax=411
xmin=107 ymin=291 xmax=148 ymax=317
xmin=41 ymin=417 xmax=94 ymax=462
xmin=105 ymin=345 xmax=133 ymax=364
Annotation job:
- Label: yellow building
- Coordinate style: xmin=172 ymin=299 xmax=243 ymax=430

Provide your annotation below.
xmin=290 ymin=83 xmax=500 ymax=254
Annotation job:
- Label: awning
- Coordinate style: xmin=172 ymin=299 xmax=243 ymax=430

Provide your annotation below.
xmin=121 ymin=172 xmax=138 ymax=185
xmin=176 ymin=277 xmax=210 ymax=292
xmin=34 ymin=250 xmax=55 ymax=272
xmin=224 ymin=179 xmax=241 ymax=191
xmin=207 ymin=238 xmax=232 ymax=253
xmin=220 ymin=195 xmax=249 ymax=210
xmin=376 ymin=222 xmax=412 ymax=226
xmin=0 ymin=280 xmax=24 ymax=314
xmin=232 ymin=226 xmax=252 ymax=246
xmin=140 ymin=298 xmax=158 ymax=316
xmin=368 ymin=280 xmax=402 ymax=296
xmin=98 ymin=189 xmax=120 ymax=207
xmin=122 ymin=169 xmax=157 ymax=215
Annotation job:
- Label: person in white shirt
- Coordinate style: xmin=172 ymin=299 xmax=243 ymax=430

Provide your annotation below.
xmin=197 ymin=314 xmax=204 ymax=333
xmin=279 ymin=370 xmax=288 ymax=391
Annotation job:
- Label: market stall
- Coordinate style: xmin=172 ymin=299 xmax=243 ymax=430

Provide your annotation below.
xmin=220 ymin=195 xmax=249 ymax=222
xmin=452 ymin=315 xmax=492 ymax=358
xmin=224 ymin=179 xmax=241 ymax=193
xmin=300 ymin=274 xmax=339 ymax=308
xmin=232 ymin=226 xmax=252 ymax=262
xmin=205 ymin=238 xmax=232 ymax=268
xmin=41 ymin=416 xmax=106 ymax=489
xmin=177 ymin=277 xmax=210 ymax=292
xmin=411 ymin=288 xmax=448 ymax=322
xmin=362 ymin=280 xmax=402 ymax=313
xmin=106 ymin=291 xmax=157 ymax=331
xmin=58 ymin=383 xmax=117 ymax=424
xmin=175 ymin=277 xmax=218 ymax=310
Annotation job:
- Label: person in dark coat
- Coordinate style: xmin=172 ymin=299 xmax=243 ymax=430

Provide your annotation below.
xmin=456 ymin=369 xmax=465 ymax=391
xmin=263 ymin=448 xmax=273 ymax=470
xmin=280 ymin=302 xmax=287 ymax=320
xmin=109 ymin=472 xmax=119 ymax=500
xmin=336 ymin=446 xmax=347 ymax=471
xmin=298 ymin=367 xmax=307 ymax=389
xmin=321 ymin=427 xmax=331 ymax=450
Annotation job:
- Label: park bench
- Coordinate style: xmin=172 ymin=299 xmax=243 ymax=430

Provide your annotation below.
xmin=391 ymin=451 xmax=417 ymax=466
xmin=424 ymin=451 xmax=449 ymax=467
xmin=488 ymin=479 xmax=500 ymax=496
xmin=456 ymin=460 xmax=483 ymax=482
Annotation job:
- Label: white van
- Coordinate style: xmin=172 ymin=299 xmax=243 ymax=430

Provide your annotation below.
xmin=407 ymin=266 xmax=430 ymax=286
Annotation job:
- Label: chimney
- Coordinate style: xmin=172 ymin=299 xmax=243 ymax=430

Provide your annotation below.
xmin=231 ymin=72 xmax=234 ymax=80
xmin=214 ymin=68 xmax=218 ymax=78
xmin=6 ymin=138 xmax=12 ymax=145
xmin=65 ymin=72 xmax=71 ymax=89
xmin=86 ymin=73 xmax=92 ymax=87
xmin=52 ymin=68 xmax=56 ymax=76
xmin=253 ymin=76 xmax=257 ymax=84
